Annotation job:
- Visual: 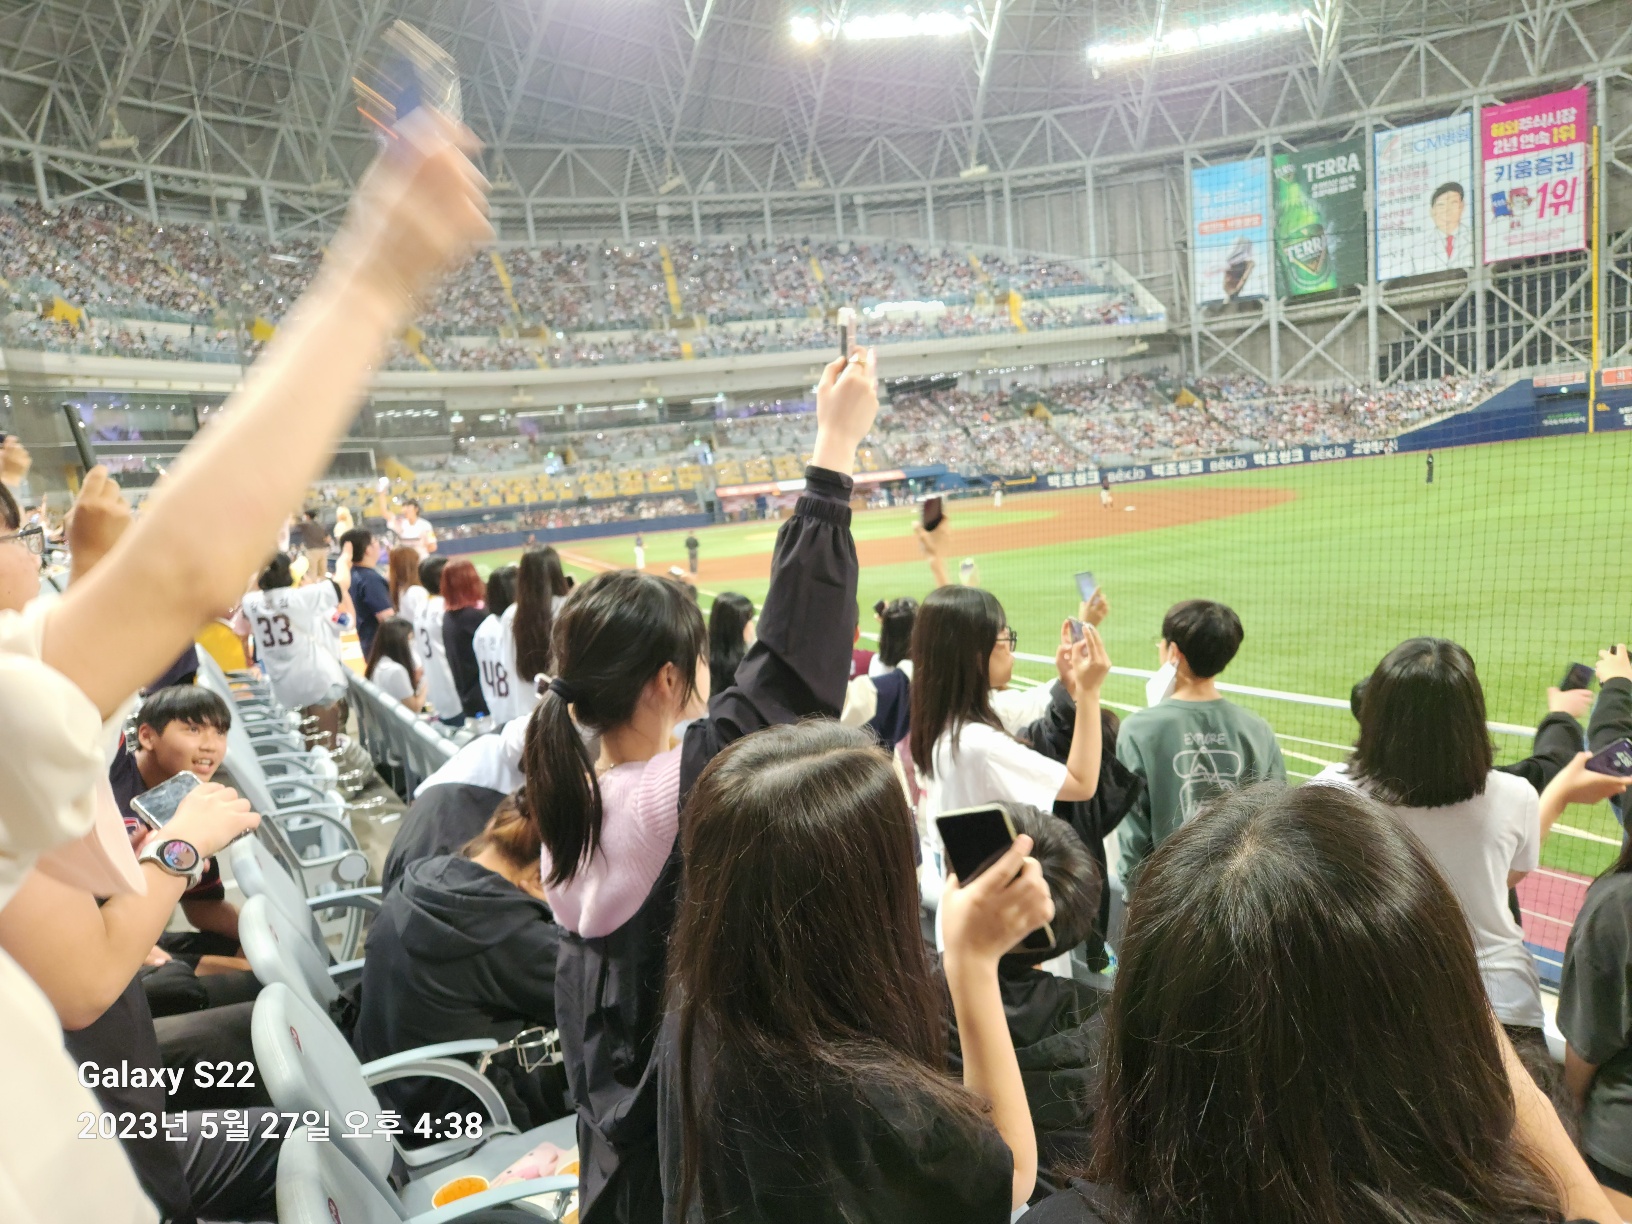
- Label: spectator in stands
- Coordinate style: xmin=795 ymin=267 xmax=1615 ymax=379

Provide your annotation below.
xmin=378 ymin=490 xmax=437 ymax=557
xmin=841 ymin=596 xmax=917 ymax=749
xmin=1315 ymin=638 xmax=1569 ymax=1088
xmin=439 ymin=558 xmax=489 ymax=719
xmin=530 ymin=349 xmax=879 ymax=1220
xmin=945 ymin=803 xmax=1105 ymax=1196
xmin=1028 ymin=781 xmax=1620 ymax=1224
xmin=0 ymin=476 xmax=45 ymax=614
xmin=105 ymin=687 xmax=242 ymax=955
xmin=1115 ymin=600 xmax=1283 ymax=894
xmin=356 ymin=797 xmax=566 ymax=1133
xmin=871 ymin=596 xmax=917 ymax=677
xmin=366 ymin=618 xmax=425 ymax=712
xmin=512 ymin=544 xmax=568 ymax=695
xmin=341 ymin=526 xmax=393 ymax=656
xmin=1561 ymin=789 xmax=1632 ymax=1216
xmin=475 ymin=565 xmax=527 ymax=725
xmin=909 ymin=587 xmax=1110 ymax=861
xmin=660 ymin=721 xmax=1052 ymax=1219
xmin=241 ymin=545 xmax=352 ymax=749
xmin=706 ymin=592 xmax=755 ymax=692
xmin=413 ymin=554 xmax=464 ymax=724
xmin=333 ymin=504 xmax=355 ymax=540
xmin=297 ymin=508 xmax=330 ymax=574
xmin=386 ymin=545 xmax=422 ymax=613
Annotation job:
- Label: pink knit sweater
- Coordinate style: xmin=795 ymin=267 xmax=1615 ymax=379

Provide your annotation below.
xmin=541 ymin=744 xmax=683 ymax=939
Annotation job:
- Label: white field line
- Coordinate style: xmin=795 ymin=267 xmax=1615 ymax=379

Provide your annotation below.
xmin=1551 ymin=823 xmax=1621 ymax=846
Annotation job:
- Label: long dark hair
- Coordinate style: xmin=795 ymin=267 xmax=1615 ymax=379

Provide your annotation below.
xmin=365 ymin=617 xmax=418 ymax=683
xmin=670 ymin=721 xmax=985 ymax=1219
xmin=387 ymin=546 xmax=421 ymax=609
xmin=1350 ymin=637 xmax=1492 ymax=807
xmin=908 ymin=585 xmax=1006 ymax=778
xmin=514 ymin=546 xmax=566 ymax=684
xmin=484 ymin=564 xmax=518 ymax=619
xmin=520 ymin=569 xmax=704 ymax=887
xmin=1088 ymin=780 xmax=1565 ymax=1224
xmin=707 ymin=592 xmax=754 ymax=692
xmin=875 ymin=596 xmax=918 ymax=668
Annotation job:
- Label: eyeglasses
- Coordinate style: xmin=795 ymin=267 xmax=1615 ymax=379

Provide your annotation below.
xmin=997 ymin=628 xmax=1018 ymax=650
xmin=0 ymin=524 xmax=44 ymax=556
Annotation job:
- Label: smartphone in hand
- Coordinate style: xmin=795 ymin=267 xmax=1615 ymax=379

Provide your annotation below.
xmin=837 ymin=306 xmax=857 ymax=357
xmin=1074 ymin=571 xmax=1097 ymax=603
xmin=936 ymin=804 xmax=1055 ymax=952
xmin=921 ymin=496 xmax=944 ymax=534
xmin=1561 ymin=662 xmax=1595 ymax=692
xmin=1067 ymin=618 xmax=1085 ymax=643
xmin=1586 ymin=739 xmax=1632 ymax=778
xmin=130 ymin=770 xmax=203 ymax=830
xmin=61 ymin=402 xmax=96 ymax=473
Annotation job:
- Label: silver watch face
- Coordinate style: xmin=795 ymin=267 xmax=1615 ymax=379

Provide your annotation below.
xmin=156 ymin=839 xmax=201 ymax=874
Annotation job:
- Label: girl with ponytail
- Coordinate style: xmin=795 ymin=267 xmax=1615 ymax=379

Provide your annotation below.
xmin=528 ymin=347 xmax=883 ymax=1222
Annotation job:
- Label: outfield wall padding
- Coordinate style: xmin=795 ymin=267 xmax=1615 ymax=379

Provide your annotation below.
xmin=438 ymin=512 xmax=713 ymax=555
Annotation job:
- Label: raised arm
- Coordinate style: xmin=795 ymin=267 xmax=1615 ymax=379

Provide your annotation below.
xmin=682 ymin=350 xmax=878 ymax=794
xmin=41 ymin=114 xmax=491 ymax=717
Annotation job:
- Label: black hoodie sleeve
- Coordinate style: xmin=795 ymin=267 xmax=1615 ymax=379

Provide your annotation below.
xmin=1589 ymin=678 xmax=1632 ymax=753
xmin=1496 ymin=711 xmax=1584 ymax=793
xmin=681 ymin=466 xmax=857 ymax=799
xmin=1018 ymin=682 xmax=1143 ymax=842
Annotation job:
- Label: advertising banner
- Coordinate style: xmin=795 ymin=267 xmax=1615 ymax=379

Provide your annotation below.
xmin=1191 ymin=158 xmax=1269 ymax=306
xmin=1273 ymin=137 xmax=1367 ymax=295
xmin=1482 ymin=86 xmax=1589 ymax=264
xmin=1373 ymin=114 xmax=1474 ymax=280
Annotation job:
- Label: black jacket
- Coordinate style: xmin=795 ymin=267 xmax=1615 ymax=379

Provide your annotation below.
xmin=355 ymin=855 xmax=566 ymax=1131
xmin=1590 ymin=677 xmax=1632 ymax=821
xmin=1498 ymin=709 xmax=1584 ymax=793
xmin=381 ymin=782 xmax=507 ymax=894
xmin=556 ymin=466 xmax=859 ymax=1223
xmin=1017 ymin=682 xmax=1144 ymax=967
xmin=947 ymin=965 xmax=1106 ymax=1196
xmin=443 ymin=605 xmax=490 ymax=718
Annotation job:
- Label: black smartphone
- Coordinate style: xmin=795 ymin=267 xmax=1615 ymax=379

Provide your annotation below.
xmin=837 ymin=306 xmax=856 ymax=357
xmin=936 ymin=804 xmax=1055 ymax=952
xmin=1585 ymin=738 xmax=1632 ymax=778
xmin=61 ymin=402 xmax=96 ymax=473
xmin=1561 ymin=662 xmax=1595 ymax=692
xmin=1075 ymin=571 xmax=1097 ymax=603
xmin=130 ymin=770 xmax=202 ymax=830
xmin=921 ymin=496 xmax=944 ymax=534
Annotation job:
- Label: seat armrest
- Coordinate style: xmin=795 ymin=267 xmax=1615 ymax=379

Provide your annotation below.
xmin=306 ymin=887 xmax=382 ymax=913
xmin=361 ymin=1039 xmax=497 ymax=1076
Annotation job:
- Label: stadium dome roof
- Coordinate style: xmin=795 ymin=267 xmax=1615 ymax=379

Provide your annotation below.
xmin=0 ymin=0 xmax=1617 ymax=208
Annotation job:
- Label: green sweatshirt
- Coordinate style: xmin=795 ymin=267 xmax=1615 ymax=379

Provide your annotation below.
xmin=1114 ymin=697 xmax=1285 ymax=894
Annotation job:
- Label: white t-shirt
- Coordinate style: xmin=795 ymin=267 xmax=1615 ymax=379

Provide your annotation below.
xmin=390 ymin=515 xmax=436 ymax=558
xmin=371 ymin=655 xmax=417 ymax=704
xmin=413 ymin=595 xmax=463 ymax=721
xmin=241 ymin=583 xmax=347 ymax=710
xmin=399 ymin=585 xmax=428 ymax=666
xmin=920 ymin=721 xmax=1068 ymax=880
xmin=414 ymin=714 xmax=530 ymax=798
xmin=473 ymin=605 xmax=539 ymax=727
xmin=1314 ymin=764 xmax=1544 ymax=1027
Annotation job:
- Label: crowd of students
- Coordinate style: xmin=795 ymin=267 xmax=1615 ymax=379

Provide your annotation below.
xmin=3 ymin=109 xmax=1632 ymax=1224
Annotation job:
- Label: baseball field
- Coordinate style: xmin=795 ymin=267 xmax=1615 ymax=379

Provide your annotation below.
xmin=463 ymin=428 xmax=1632 ymax=965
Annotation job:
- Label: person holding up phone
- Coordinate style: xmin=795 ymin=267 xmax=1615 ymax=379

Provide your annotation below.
xmin=909 ymin=586 xmax=1112 ymax=888
xmin=660 ymin=722 xmax=1051 ymax=1221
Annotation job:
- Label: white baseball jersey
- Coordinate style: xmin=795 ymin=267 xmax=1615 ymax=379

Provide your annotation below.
xmin=473 ymin=604 xmax=539 ymax=727
xmin=399 ymin=584 xmax=429 ymax=666
xmin=390 ymin=515 xmax=436 ymax=558
xmin=242 ymin=583 xmax=347 ymax=710
xmin=414 ymin=594 xmax=464 ymax=722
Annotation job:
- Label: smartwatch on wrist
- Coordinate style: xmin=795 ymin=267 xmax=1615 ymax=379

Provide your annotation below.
xmin=138 ymin=838 xmax=205 ymax=887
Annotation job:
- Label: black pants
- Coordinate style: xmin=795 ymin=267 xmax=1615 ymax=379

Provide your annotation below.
xmin=157 ymin=1001 xmax=272 ymax=1110
xmin=178 ymin=1107 xmax=280 ymax=1222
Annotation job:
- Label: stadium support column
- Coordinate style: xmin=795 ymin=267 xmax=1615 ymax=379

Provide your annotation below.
xmin=1471 ymin=107 xmax=1487 ymax=375
xmin=693 ymin=198 xmax=703 ymax=241
xmin=620 ymin=201 xmax=631 ymax=242
xmin=31 ymin=148 xmax=47 ymax=207
xmin=1364 ymin=119 xmax=1379 ymax=385
xmin=1590 ymin=121 xmax=1602 ymax=432
xmin=525 ymin=202 xmax=537 ymax=245
xmin=1185 ymin=150 xmax=1200 ymax=377
xmin=1265 ymin=144 xmax=1281 ymax=382
xmin=1083 ymin=165 xmax=1098 ymax=261
xmin=143 ymin=172 xmax=158 ymax=224
xmin=1002 ymin=176 xmax=1015 ymax=255
xmin=833 ymin=193 xmax=844 ymax=237
xmin=764 ymin=197 xmax=773 ymax=242
xmin=925 ymin=185 xmax=935 ymax=244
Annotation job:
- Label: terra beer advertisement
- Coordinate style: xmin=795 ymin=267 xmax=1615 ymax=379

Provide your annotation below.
xmin=1482 ymin=86 xmax=1588 ymax=264
xmin=1191 ymin=157 xmax=1270 ymax=306
xmin=1273 ymin=137 xmax=1367 ymax=296
xmin=1373 ymin=113 xmax=1474 ymax=280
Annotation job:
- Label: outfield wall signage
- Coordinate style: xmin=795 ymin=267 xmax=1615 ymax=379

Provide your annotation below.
xmin=1191 ymin=158 xmax=1270 ymax=306
xmin=1482 ymin=87 xmax=1588 ymax=264
xmin=1273 ymin=138 xmax=1367 ymax=296
xmin=1038 ymin=439 xmax=1400 ymax=492
xmin=1374 ymin=114 xmax=1474 ymax=280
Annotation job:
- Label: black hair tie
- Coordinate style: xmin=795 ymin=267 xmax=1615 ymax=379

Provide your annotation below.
xmin=548 ymin=677 xmax=577 ymax=703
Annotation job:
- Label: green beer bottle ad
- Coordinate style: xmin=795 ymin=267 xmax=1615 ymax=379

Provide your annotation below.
xmin=1273 ymin=138 xmax=1366 ymax=297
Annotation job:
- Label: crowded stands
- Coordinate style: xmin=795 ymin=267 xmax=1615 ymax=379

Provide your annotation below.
xmin=3 ymin=108 xmax=1630 ymax=1224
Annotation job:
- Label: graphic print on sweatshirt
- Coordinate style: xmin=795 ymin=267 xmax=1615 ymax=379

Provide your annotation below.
xmin=1173 ymin=730 xmax=1243 ymax=820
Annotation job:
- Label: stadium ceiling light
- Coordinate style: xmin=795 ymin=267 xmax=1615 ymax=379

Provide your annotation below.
xmin=790 ymin=9 xmax=973 ymax=45
xmin=1085 ymin=9 xmax=1307 ymax=68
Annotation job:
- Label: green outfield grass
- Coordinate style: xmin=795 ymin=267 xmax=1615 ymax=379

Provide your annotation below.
xmin=462 ymin=429 xmax=1632 ymax=877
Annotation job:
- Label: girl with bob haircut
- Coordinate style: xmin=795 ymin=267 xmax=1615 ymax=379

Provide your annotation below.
xmin=1029 ymin=780 xmax=1619 ymax=1224
xmin=526 ymin=348 xmax=882 ymax=1221
xmin=439 ymin=558 xmax=489 ymax=719
xmin=661 ymin=721 xmax=1052 ymax=1221
xmin=910 ymin=585 xmax=1111 ymax=832
xmin=706 ymin=592 xmax=755 ymax=692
